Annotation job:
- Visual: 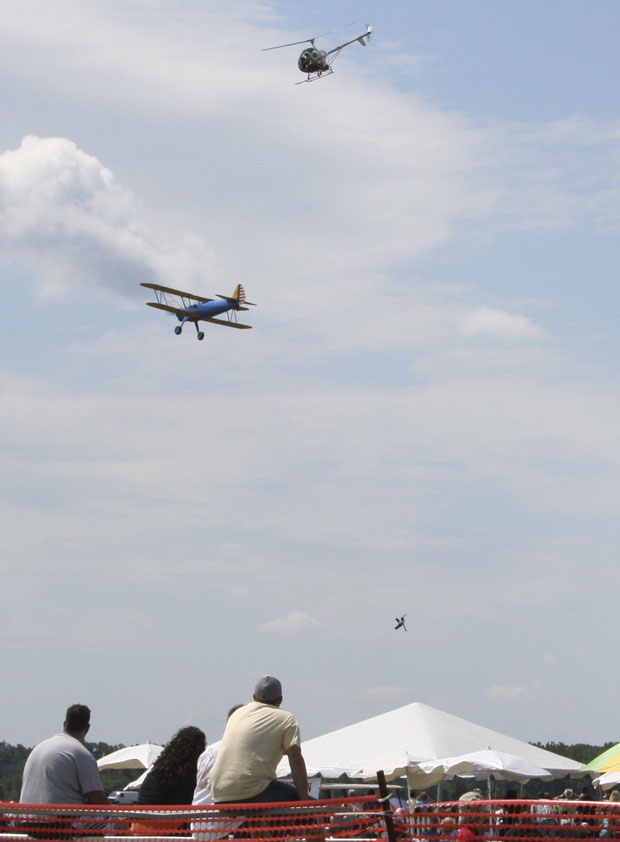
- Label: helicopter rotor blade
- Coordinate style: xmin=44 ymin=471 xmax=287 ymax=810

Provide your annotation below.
xmin=262 ymin=20 xmax=357 ymax=52
xmin=311 ymin=20 xmax=357 ymax=41
xmin=262 ymin=38 xmax=315 ymax=51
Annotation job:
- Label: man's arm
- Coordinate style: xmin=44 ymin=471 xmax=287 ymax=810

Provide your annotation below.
xmin=84 ymin=790 xmax=110 ymax=804
xmin=286 ymin=744 xmax=309 ymax=800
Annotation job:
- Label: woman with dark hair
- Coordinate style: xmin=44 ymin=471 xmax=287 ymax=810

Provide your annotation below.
xmin=138 ymin=726 xmax=206 ymax=805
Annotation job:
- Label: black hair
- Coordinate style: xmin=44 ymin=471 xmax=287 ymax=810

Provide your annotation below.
xmin=65 ymin=704 xmax=91 ymax=732
xmin=152 ymin=726 xmax=206 ymax=787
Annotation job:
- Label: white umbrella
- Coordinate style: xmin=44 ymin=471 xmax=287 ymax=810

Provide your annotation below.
xmin=97 ymin=742 xmax=163 ymax=771
xmin=416 ymin=749 xmax=554 ymax=783
xmin=592 ymin=772 xmax=620 ymax=791
xmin=123 ymin=768 xmax=150 ymax=791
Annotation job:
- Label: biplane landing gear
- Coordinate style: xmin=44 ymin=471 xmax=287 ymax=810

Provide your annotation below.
xmin=197 ymin=331 xmax=205 ymax=341
xmin=174 ymin=325 xmax=182 ymax=335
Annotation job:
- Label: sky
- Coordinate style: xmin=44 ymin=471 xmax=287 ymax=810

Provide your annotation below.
xmin=1 ymin=0 xmax=619 ymax=753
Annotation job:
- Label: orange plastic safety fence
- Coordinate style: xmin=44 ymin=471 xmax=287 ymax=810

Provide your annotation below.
xmin=0 ymin=795 xmax=384 ymax=842
xmin=3 ymin=799 xmax=620 ymax=842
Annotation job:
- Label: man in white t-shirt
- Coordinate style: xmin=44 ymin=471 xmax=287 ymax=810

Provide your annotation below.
xmin=20 ymin=704 xmax=108 ymax=805
xmin=208 ymin=676 xmax=309 ymax=804
xmin=193 ymin=705 xmax=243 ymax=805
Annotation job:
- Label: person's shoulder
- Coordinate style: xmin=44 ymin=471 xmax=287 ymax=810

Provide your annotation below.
xmin=277 ymin=706 xmax=297 ymax=720
xmin=249 ymin=701 xmax=292 ymax=720
xmin=62 ymin=735 xmax=94 ymax=756
xmin=39 ymin=732 xmax=66 ymax=745
xmin=274 ymin=707 xmax=299 ymax=728
xmin=30 ymin=733 xmax=71 ymax=754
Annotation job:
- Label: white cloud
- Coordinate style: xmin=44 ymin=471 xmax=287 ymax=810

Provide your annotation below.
xmin=460 ymin=306 xmax=547 ymax=341
xmin=487 ymin=677 xmax=542 ymax=701
xmin=0 ymin=135 xmax=215 ymax=301
xmin=257 ymin=611 xmax=321 ymax=634
xmin=487 ymin=684 xmax=526 ymax=700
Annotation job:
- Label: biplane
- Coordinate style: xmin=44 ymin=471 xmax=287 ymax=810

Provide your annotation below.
xmin=263 ymin=24 xmax=372 ymax=83
xmin=141 ymin=282 xmax=255 ymax=340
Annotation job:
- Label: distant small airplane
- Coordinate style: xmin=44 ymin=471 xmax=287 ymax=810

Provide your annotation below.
xmin=263 ymin=24 xmax=372 ymax=84
xmin=141 ymin=282 xmax=255 ymax=340
xmin=395 ymin=615 xmax=407 ymax=631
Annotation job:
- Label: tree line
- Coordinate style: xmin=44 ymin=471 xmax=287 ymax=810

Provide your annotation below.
xmin=0 ymin=739 xmax=616 ymax=802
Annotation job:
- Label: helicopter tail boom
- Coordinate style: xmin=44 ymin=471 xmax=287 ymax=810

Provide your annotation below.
xmin=325 ymin=25 xmax=372 ymax=57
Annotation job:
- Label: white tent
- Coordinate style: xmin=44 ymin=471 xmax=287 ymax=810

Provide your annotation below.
xmin=277 ymin=702 xmax=583 ymax=786
xmin=97 ymin=742 xmax=163 ymax=771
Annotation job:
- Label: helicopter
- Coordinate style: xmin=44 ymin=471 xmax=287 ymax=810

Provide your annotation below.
xmin=263 ymin=24 xmax=372 ymax=83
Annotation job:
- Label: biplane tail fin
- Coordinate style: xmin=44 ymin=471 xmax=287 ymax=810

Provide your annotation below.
xmin=217 ymin=284 xmax=256 ymax=307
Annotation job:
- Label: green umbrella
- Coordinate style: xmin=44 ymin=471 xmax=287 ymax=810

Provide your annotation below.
xmin=583 ymin=743 xmax=620 ymax=773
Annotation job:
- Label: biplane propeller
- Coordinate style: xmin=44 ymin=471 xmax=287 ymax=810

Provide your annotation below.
xmin=141 ymin=282 xmax=255 ymax=340
xmin=263 ymin=23 xmax=372 ymax=83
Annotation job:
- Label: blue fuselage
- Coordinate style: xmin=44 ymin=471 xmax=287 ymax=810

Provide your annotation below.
xmin=181 ymin=299 xmax=237 ymax=321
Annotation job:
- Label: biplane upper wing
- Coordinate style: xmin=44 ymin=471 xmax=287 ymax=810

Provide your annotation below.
xmin=147 ymin=301 xmax=198 ymax=318
xmin=141 ymin=282 xmax=213 ymax=303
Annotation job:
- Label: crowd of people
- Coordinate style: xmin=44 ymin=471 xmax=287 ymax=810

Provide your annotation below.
xmin=19 ymin=675 xmax=310 ymax=808
xmin=405 ymin=787 xmax=620 ymax=842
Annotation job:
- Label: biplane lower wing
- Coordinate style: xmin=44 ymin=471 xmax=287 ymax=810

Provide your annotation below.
xmin=146 ymin=302 xmax=252 ymax=329
xmin=147 ymin=301 xmax=197 ymax=317
xmin=203 ymin=316 xmax=252 ymax=329
xmin=141 ymin=282 xmax=213 ymax=303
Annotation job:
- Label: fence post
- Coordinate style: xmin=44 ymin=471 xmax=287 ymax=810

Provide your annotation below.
xmin=377 ymin=770 xmax=398 ymax=842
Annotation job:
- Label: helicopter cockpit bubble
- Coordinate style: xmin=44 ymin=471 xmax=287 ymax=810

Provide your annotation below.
xmin=298 ymin=47 xmax=329 ymax=74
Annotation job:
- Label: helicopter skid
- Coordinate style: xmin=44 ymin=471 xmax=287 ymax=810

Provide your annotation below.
xmin=295 ymin=67 xmax=334 ymax=84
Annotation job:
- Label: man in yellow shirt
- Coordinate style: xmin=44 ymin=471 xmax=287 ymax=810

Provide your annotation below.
xmin=209 ymin=676 xmax=309 ymax=803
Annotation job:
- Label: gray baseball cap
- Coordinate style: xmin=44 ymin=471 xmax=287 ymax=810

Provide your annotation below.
xmin=254 ymin=675 xmax=282 ymax=702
